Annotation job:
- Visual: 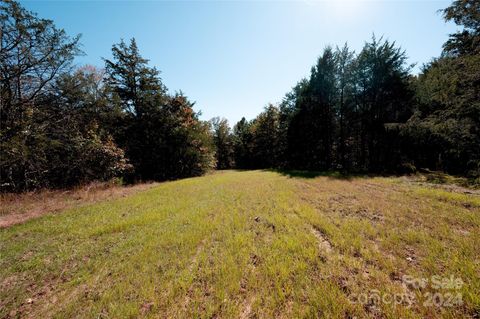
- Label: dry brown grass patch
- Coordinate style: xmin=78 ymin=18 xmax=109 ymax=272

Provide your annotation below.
xmin=0 ymin=181 xmax=157 ymax=228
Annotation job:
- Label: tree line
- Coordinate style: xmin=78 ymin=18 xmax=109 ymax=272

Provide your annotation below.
xmin=213 ymin=0 xmax=479 ymax=179
xmin=1 ymin=0 xmax=214 ymax=191
xmin=1 ymin=0 xmax=478 ymax=192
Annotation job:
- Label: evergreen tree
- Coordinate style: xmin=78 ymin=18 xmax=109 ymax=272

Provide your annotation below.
xmin=334 ymin=44 xmax=356 ymax=170
xmin=104 ymin=39 xmax=166 ymax=117
xmin=251 ymin=104 xmax=281 ymax=168
xmin=210 ymin=117 xmax=235 ymax=169
xmin=233 ymin=117 xmax=254 ymax=169
xmin=104 ymin=39 xmax=215 ymax=181
xmin=354 ymin=36 xmax=413 ymax=171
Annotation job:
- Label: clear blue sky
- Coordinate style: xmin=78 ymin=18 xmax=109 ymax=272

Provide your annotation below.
xmin=22 ymin=0 xmax=457 ymax=124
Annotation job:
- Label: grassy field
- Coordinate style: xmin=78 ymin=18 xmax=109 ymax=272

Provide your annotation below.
xmin=1 ymin=170 xmax=479 ymax=318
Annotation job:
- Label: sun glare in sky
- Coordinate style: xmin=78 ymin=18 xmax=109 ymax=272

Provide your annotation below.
xmin=306 ymin=0 xmax=368 ymax=20
xmin=21 ymin=0 xmax=455 ymax=124
xmin=327 ymin=0 xmax=366 ymax=18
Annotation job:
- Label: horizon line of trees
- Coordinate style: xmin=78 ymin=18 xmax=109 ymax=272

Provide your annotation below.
xmin=1 ymin=0 xmax=215 ymax=192
xmin=1 ymin=0 xmax=479 ymax=192
xmin=212 ymin=0 xmax=479 ymax=180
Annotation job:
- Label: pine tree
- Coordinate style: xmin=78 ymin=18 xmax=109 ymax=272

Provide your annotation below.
xmin=210 ymin=117 xmax=235 ymax=169
xmin=104 ymin=38 xmax=166 ymax=117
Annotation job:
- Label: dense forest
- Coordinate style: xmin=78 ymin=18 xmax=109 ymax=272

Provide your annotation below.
xmin=1 ymin=0 xmax=479 ymax=192
xmin=214 ymin=0 xmax=480 ymax=178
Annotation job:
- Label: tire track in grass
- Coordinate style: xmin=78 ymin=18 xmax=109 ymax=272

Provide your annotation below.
xmin=182 ymin=238 xmax=207 ymax=312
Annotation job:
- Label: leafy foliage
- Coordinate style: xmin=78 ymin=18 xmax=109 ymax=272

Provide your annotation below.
xmin=1 ymin=0 xmax=478 ymax=191
xmin=1 ymin=1 xmax=214 ymax=191
xmin=402 ymin=0 xmax=480 ymax=178
xmin=442 ymin=0 xmax=480 ymax=56
xmin=104 ymin=39 xmax=215 ymax=181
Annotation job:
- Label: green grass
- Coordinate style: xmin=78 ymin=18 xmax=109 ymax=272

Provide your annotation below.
xmin=1 ymin=170 xmax=479 ymax=318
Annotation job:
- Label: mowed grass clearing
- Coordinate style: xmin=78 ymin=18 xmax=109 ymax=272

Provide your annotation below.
xmin=0 ymin=170 xmax=479 ymax=318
